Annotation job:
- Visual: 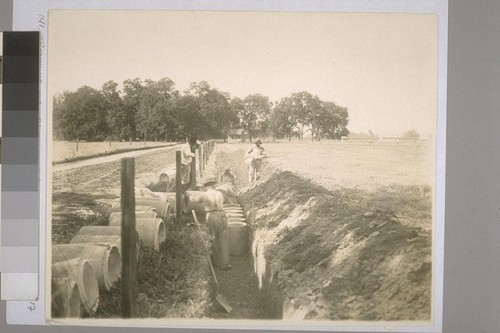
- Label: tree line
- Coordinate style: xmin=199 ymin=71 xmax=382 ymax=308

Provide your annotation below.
xmin=53 ymin=78 xmax=350 ymax=142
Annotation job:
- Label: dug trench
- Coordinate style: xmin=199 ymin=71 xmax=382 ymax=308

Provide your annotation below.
xmin=212 ymin=147 xmax=432 ymax=321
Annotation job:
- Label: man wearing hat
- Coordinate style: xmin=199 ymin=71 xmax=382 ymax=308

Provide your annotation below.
xmin=244 ymin=139 xmax=266 ymax=182
xmin=180 ymin=137 xmax=198 ymax=187
xmin=202 ymin=178 xmax=231 ymax=270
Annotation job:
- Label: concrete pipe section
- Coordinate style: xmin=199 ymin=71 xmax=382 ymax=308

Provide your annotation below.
xmin=134 ymin=218 xmax=167 ymax=251
xmin=225 ymin=212 xmax=246 ymax=218
xmin=223 ymin=204 xmax=246 ymax=223
xmin=228 ymin=217 xmax=247 ymax=223
xmin=77 ymin=226 xmax=126 ymax=236
xmin=225 ymin=210 xmax=245 ymax=214
xmin=110 ymin=202 xmax=160 ymax=214
xmin=53 ymin=243 xmax=121 ymax=292
xmin=228 ymin=222 xmax=249 ymax=256
xmin=158 ymin=168 xmax=176 ymax=186
xmin=108 ymin=210 xmax=159 ymax=225
xmin=151 ymin=192 xmax=179 ymax=215
xmin=51 ymin=276 xmax=81 ymax=318
xmin=74 ymin=226 xmax=140 ymax=256
xmin=52 ymin=258 xmax=99 ymax=315
xmin=223 ymin=204 xmax=242 ymax=208
xmin=70 ymin=234 xmax=121 ymax=248
xmin=224 ymin=207 xmax=243 ymax=211
xmin=107 ymin=217 xmax=166 ymax=251
xmin=134 ymin=197 xmax=170 ymax=218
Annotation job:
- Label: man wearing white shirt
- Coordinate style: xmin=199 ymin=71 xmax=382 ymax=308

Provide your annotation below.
xmin=181 ymin=137 xmax=197 ymax=186
xmin=244 ymin=140 xmax=266 ymax=182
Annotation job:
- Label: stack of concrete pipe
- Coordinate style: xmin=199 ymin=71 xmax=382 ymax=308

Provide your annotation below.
xmin=108 ymin=195 xmax=171 ymax=251
xmin=51 ymin=226 xmax=125 ymax=318
xmin=52 ymin=193 xmax=172 ymax=317
xmin=53 ymin=242 xmax=121 ymax=292
xmin=150 ymin=192 xmax=179 ymax=215
xmin=133 ymin=197 xmax=171 ymax=218
xmin=108 ymin=217 xmax=166 ymax=251
xmin=111 ymin=197 xmax=170 ymax=219
xmin=223 ymin=203 xmax=249 ymax=256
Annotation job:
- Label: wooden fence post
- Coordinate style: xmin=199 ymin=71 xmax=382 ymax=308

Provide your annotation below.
xmin=204 ymin=142 xmax=208 ymax=164
xmin=121 ymin=157 xmax=136 ymax=318
xmin=198 ymin=148 xmax=203 ymax=178
xmin=176 ymin=151 xmax=182 ymax=224
xmin=190 ymin=155 xmax=197 ymax=190
xmin=201 ymin=143 xmax=204 ymax=168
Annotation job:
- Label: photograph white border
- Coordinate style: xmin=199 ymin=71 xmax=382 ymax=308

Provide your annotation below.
xmin=8 ymin=1 xmax=447 ymax=332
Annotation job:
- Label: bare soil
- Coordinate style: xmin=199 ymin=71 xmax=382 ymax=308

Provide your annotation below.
xmin=213 ymin=144 xmax=433 ymax=321
xmin=52 ymin=146 xmax=179 ymax=243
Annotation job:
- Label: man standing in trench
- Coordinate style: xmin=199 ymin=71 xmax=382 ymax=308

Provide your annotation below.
xmin=202 ymin=178 xmax=231 ymax=271
xmin=245 ymin=139 xmax=266 ymax=182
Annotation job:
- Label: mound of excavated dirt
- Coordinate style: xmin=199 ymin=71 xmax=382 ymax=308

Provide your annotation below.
xmin=215 ymin=147 xmax=432 ymax=321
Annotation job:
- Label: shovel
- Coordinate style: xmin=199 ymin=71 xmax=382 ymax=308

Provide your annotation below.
xmin=192 ymin=210 xmax=233 ymax=313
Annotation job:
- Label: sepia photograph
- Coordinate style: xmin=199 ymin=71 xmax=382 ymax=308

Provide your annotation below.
xmin=47 ymin=9 xmax=441 ymax=329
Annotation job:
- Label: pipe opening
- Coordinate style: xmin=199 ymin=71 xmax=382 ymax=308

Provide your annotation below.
xmin=81 ymin=260 xmax=99 ymax=314
xmin=157 ymin=221 xmax=167 ymax=247
xmin=135 ymin=218 xmax=165 ymax=251
xmin=105 ymin=246 xmax=122 ymax=289
xmin=51 ymin=277 xmax=82 ymax=318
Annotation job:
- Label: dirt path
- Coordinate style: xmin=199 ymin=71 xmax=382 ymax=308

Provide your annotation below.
xmin=52 ymin=146 xmax=181 ymax=195
xmin=53 ymin=144 xmax=180 ymax=172
xmin=205 ymin=254 xmax=266 ymax=319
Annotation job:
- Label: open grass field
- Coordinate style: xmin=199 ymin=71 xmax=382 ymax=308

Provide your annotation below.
xmin=223 ymin=141 xmax=435 ymax=192
xmin=52 ymin=141 xmax=176 ymax=163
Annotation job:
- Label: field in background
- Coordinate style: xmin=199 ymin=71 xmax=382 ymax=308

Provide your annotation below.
xmin=52 ymin=141 xmax=176 ymax=163
xmin=225 ymin=141 xmax=434 ymax=192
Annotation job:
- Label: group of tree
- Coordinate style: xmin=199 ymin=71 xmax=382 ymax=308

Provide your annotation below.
xmin=52 ymin=78 xmax=349 ymax=142
xmin=348 ymin=129 xmax=422 ymax=141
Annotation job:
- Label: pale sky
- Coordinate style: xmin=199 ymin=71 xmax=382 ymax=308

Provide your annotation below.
xmin=48 ymin=10 xmax=438 ymax=137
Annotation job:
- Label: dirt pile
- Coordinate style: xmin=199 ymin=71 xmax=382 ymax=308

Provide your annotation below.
xmin=215 ymin=147 xmax=432 ymax=321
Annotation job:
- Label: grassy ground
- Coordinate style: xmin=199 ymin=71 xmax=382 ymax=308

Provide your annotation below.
xmin=230 ymin=141 xmax=434 ymax=191
xmin=95 ymin=216 xmax=211 ymax=319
